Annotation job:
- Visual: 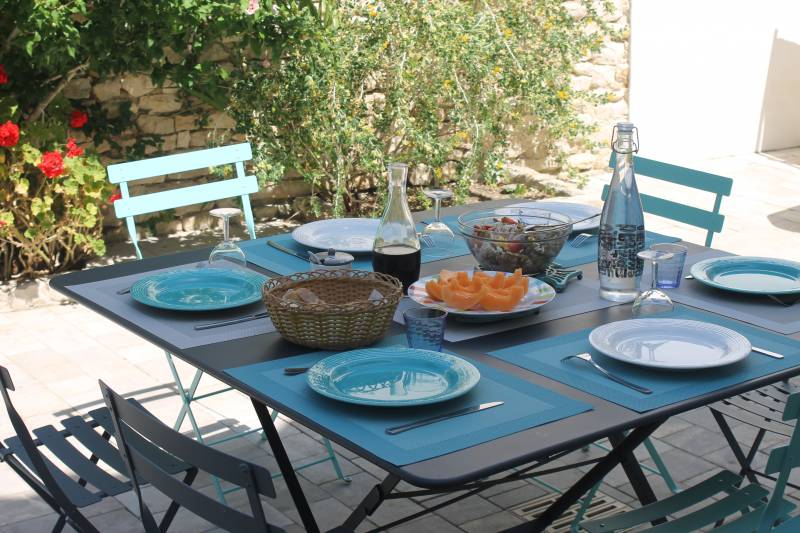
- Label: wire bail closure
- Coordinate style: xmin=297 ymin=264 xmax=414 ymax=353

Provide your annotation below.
xmin=611 ymin=124 xmax=639 ymax=154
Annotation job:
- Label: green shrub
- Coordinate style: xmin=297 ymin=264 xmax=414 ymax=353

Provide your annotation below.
xmin=231 ymin=0 xmax=613 ymax=216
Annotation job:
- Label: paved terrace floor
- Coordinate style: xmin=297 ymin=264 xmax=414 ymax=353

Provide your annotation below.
xmin=0 ymin=147 xmax=798 ymax=532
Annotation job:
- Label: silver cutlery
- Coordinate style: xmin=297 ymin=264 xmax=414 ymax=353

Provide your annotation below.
xmin=562 ymin=352 xmax=652 ymax=395
xmin=685 ymin=274 xmax=694 ymax=280
xmin=283 ymin=367 xmax=310 ymax=375
xmin=267 ymin=240 xmax=309 ymax=261
xmin=116 ymin=287 xmax=131 ymax=295
xmin=385 ymin=401 xmax=504 ymax=435
xmin=569 ymin=233 xmax=595 ymax=248
xmin=752 ymin=346 xmax=784 ymax=359
xmin=194 ymin=311 xmax=270 ymax=331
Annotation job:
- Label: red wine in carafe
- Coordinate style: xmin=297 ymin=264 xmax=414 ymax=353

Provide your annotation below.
xmin=372 ymin=244 xmax=421 ymax=293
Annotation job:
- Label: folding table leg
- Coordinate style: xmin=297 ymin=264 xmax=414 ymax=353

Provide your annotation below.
xmin=608 ymin=432 xmax=660 ymax=509
xmin=252 ymin=398 xmax=321 ymax=533
xmin=515 ymin=419 xmax=665 ymax=533
xmin=712 ymin=409 xmax=763 ymax=485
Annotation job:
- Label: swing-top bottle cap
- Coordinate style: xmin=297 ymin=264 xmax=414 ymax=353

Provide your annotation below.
xmin=616 ymin=121 xmax=635 ymax=133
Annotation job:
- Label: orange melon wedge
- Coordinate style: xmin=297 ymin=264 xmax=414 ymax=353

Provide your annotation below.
xmin=425 ymin=279 xmax=443 ymax=301
xmin=442 ymin=283 xmax=487 ymax=311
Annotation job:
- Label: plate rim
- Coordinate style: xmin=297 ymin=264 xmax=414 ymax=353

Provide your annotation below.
xmin=505 ymin=201 xmax=601 ymax=231
xmin=291 ymin=218 xmax=380 ymax=253
xmin=306 ymin=347 xmax=481 ymax=407
xmin=588 ymin=318 xmax=752 ymax=370
xmin=407 ymin=271 xmax=556 ymax=318
xmin=130 ymin=268 xmax=267 ymax=311
xmin=690 ymin=256 xmax=800 ymax=296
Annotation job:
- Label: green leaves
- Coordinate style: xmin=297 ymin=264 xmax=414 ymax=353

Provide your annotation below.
xmin=232 ymin=0 xmax=611 ymax=214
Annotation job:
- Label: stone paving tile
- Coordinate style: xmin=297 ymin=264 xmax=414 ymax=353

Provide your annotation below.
xmin=318 ymin=471 xmax=382 ymax=508
xmin=461 ymin=509 xmax=525 ymax=532
xmin=421 ymin=494 xmax=503 ymax=526
xmin=380 ymin=514 xmax=464 ymax=533
xmin=486 ymin=482 xmax=548 ymax=509
xmin=662 ymin=425 xmax=732 ymax=456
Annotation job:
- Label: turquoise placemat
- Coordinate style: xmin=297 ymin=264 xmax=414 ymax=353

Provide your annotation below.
xmin=489 ymin=306 xmax=800 ymax=413
xmin=239 ymin=226 xmax=470 ymax=276
xmin=225 ymin=336 xmax=592 ymax=466
xmin=435 ymin=215 xmax=680 ymax=269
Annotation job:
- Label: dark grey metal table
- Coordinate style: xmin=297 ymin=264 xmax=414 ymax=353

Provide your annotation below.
xmin=50 ymin=202 xmax=800 ymax=532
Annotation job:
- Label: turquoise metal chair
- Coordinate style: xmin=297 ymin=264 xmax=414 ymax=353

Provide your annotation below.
xmin=106 ymin=143 xmax=349 ymax=502
xmin=580 ymin=391 xmax=800 ymax=532
xmin=606 ymin=153 xmax=734 ymax=247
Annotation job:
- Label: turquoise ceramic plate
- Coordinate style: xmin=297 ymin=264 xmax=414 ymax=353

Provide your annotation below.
xmin=690 ymin=256 xmax=800 ymax=296
xmin=130 ymin=268 xmax=268 ymax=311
xmin=306 ymin=347 xmax=480 ymax=407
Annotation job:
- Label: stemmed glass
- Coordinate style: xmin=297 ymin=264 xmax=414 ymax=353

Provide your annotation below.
xmin=208 ymin=207 xmax=247 ymax=268
xmin=632 ymin=249 xmax=675 ymax=317
xmin=422 ymin=189 xmax=454 ymax=247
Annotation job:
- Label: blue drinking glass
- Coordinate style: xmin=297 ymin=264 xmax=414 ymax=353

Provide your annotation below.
xmin=404 ymin=307 xmax=447 ymax=351
xmin=650 ymin=243 xmax=688 ymax=288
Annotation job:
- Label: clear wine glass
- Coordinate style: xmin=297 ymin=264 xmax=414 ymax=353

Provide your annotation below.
xmin=632 ymin=249 xmax=675 ymax=317
xmin=208 ymin=207 xmax=247 ymax=268
xmin=422 ymin=189 xmax=454 ymax=247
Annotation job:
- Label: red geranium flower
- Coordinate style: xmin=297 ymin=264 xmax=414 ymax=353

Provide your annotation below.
xmin=65 ymin=137 xmax=84 ymax=158
xmin=0 ymin=220 xmax=7 ymax=227
xmin=0 ymin=121 xmax=19 ymax=147
xmin=38 ymin=151 xmax=65 ymax=179
xmin=69 ymin=110 xmax=89 ymax=129
xmin=108 ymin=191 xmax=122 ymax=204
xmin=0 ymin=64 xmax=7 ymax=85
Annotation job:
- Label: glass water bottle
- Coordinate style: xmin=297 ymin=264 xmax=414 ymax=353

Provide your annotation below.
xmin=598 ymin=122 xmax=645 ymax=302
xmin=372 ymin=163 xmax=421 ymax=293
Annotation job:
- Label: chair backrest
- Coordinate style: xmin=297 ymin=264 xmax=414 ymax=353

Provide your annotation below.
xmin=604 ymin=153 xmax=733 ymax=247
xmin=107 ymin=143 xmax=258 ymax=259
xmin=99 ymin=380 xmax=280 ymax=533
xmin=754 ymin=391 xmax=800 ymax=531
xmin=0 ymin=365 xmax=82 ymax=517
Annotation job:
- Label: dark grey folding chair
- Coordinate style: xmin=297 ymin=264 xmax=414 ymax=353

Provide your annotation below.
xmin=0 ymin=365 xmax=190 ymax=533
xmin=99 ymin=380 xmax=353 ymax=533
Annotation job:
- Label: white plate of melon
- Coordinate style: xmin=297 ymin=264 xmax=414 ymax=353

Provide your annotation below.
xmin=407 ymin=269 xmax=556 ymax=323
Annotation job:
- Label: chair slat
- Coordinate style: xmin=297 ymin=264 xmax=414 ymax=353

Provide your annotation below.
xmin=724 ymin=394 xmax=789 ymax=423
xmin=107 ymin=143 xmax=252 ymax=184
xmin=677 ymin=494 xmax=794 ymax=533
xmin=60 ymin=415 xmax=127 ymax=475
xmin=3 ymin=436 xmax=101 ymax=507
xmin=609 ymin=153 xmax=733 ymax=195
xmin=644 ymin=485 xmax=768 ymax=533
xmin=113 ymin=175 xmax=258 ymax=219
xmin=88 ymin=407 xmax=188 ymax=476
xmin=773 ymin=513 xmax=800 ymax=532
xmin=581 ymin=470 xmax=742 ymax=532
xmin=128 ymin=447 xmax=261 ymax=533
xmin=601 ymin=185 xmax=725 ymax=233
xmin=33 ymin=426 xmax=129 ymax=496
xmin=710 ymin=401 xmax=795 ymax=437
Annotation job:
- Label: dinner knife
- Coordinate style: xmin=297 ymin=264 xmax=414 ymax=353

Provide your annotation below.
xmin=752 ymin=346 xmax=784 ymax=359
xmin=194 ymin=311 xmax=270 ymax=330
xmin=385 ymin=401 xmax=504 ymax=435
xmin=267 ymin=240 xmax=310 ymax=262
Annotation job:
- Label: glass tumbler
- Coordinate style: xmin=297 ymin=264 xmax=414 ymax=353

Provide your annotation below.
xmin=650 ymin=243 xmax=688 ymax=288
xmin=404 ymin=307 xmax=447 ymax=352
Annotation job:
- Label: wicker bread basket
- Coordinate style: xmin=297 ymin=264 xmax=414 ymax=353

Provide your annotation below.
xmin=262 ymin=269 xmax=402 ymax=350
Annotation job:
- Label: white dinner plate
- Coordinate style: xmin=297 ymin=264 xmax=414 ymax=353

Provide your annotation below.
xmin=292 ymin=218 xmax=379 ymax=253
xmin=588 ymin=319 xmax=752 ymax=370
xmin=505 ymin=201 xmax=601 ymax=232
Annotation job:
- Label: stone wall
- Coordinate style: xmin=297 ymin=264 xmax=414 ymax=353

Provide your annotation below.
xmin=65 ymin=0 xmax=629 ymax=239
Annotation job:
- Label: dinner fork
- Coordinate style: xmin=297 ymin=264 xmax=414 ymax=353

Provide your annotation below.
xmin=569 ymin=233 xmax=595 ymax=248
xmin=562 ymin=352 xmax=652 ymax=394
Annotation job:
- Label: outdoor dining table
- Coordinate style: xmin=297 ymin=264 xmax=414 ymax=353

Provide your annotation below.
xmin=50 ymin=199 xmax=800 ymax=533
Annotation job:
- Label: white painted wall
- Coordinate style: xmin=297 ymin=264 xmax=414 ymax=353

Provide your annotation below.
xmin=629 ymin=0 xmax=800 ymax=161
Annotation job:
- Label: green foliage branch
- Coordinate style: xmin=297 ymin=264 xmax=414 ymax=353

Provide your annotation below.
xmin=231 ymin=0 xmax=613 ymax=217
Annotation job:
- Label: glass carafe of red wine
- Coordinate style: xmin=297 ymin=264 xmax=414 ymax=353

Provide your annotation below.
xmin=372 ymin=163 xmax=421 ymax=293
